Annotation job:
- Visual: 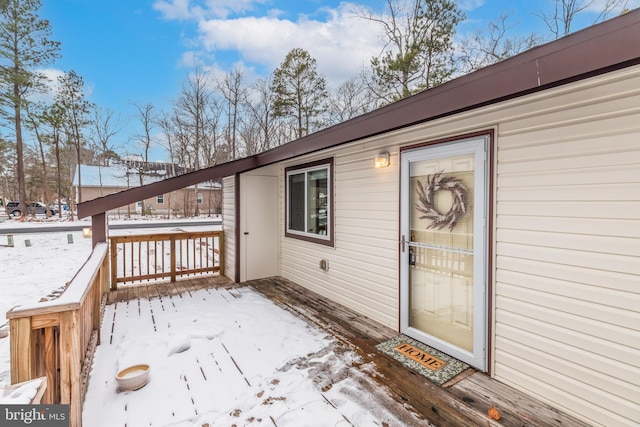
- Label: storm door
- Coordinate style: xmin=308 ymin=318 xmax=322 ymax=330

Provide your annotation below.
xmin=400 ymin=136 xmax=489 ymax=370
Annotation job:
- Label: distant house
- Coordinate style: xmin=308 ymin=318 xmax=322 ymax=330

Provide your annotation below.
xmin=79 ymin=11 xmax=640 ymax=427
xmin=73 ymin=160 xmax=221 ymax=217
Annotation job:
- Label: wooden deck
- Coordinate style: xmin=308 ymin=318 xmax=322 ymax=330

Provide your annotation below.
xmin=104 ymin=276 xmax=590 ymax=427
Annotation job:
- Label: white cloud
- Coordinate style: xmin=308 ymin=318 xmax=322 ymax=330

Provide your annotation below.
xmin=195 ymin=2 xmax=383 ymax=86
xmin=27 ymin=68 xmax=95 ymax=106
xmin=154 ymin=0 xmax=267 ymax=20
xmin=153 ymin=0 xmax=203 ymax=20
xmin=458 ymin=0 xmax=485 ymax=12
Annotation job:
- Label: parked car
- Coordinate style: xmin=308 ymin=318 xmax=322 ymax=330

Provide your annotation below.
xmin=5 ymin=201 xmax=58 ymax=217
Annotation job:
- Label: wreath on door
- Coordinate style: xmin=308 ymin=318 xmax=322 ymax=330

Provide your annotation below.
xmin=415 ymin=171 xmax=468 ymax=231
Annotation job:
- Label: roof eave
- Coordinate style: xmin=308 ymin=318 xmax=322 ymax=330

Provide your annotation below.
xmin=78 ymin=9 xmax=640 ymax=219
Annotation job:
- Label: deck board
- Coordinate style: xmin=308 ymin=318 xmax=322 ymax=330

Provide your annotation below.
xmin=246 ymin=277 xmax=591 ymax=427
xmin=96 ymin=276 xmax=590 ymax=427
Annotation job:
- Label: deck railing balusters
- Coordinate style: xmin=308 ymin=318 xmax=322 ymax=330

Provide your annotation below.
xmin=109 ymin=231 xmax=223 ymax=287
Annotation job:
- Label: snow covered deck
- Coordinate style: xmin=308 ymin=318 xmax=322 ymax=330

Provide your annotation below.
xmin=86 ymin=276 xmax=590 ymax=427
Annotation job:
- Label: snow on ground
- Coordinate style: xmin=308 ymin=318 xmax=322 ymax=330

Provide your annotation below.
xmin=0 ymin=216 xmax=219 ymax=388
xmin=0 ymin=217 xmax=428 ymax=426
xmin=85 ymin=286 xmax=415 ymax=426
xmin=0 ymin=228 xmax=93 ymax=388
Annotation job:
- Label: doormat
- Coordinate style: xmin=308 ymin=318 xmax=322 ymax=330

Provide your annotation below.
xmin=375 ymin=335 xmax=469 ymax=385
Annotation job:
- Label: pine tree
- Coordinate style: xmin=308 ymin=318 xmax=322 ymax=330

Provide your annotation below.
xmin=271 ymin=48 xmax=328 ymax=139
xmin=0 ymin=0 xmax=60 ymax=218
xmin=363 ymin=0 xmax=464 ymax=104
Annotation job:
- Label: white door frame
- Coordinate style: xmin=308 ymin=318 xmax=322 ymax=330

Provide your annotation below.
xmin=400 ymin=136 xmax=489 ymax=370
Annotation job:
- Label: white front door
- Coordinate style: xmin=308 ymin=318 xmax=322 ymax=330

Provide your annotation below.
xmin=240 ymin=174 xmax=279 ymax=281
xmin=400 ymin=136 xmax=489 ymax=370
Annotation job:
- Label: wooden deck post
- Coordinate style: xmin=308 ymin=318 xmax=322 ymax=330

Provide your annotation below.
xmin=9 ymin=317 xmax=33 ymax=384
xmin=59 ymin=310 xmax=82 ymax=427
xmin=109 ymin=238 xmax=118 ymax=291
xmin=170 ymin=235 xmax=177 ymax=282
xmin=91 ymin=213 xmax=108 ymax=247
xmin=219 ymin=232 xmax=224 ymax=276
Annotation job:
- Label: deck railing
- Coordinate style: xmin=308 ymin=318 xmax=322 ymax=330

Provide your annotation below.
xmin=109 ymin=230 xmax=223 ymax=287
xmin=6 ymin=243 xmax=109 ymax=427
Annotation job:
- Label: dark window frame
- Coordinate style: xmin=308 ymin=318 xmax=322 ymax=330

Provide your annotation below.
xmin=285 ymin=158 xmax=334 ymax=247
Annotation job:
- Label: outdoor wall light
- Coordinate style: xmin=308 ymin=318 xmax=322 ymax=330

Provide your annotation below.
xmin=374 ymin=152 xmax=390 ymax=168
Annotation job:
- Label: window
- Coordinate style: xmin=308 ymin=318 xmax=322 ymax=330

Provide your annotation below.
xmin=285 ymin=158 xmax=333 ymax=246
xmin=197 ymin=193 xmax=203 ymax=204
xmin=156 ymin=194 xmax=164 ymax=204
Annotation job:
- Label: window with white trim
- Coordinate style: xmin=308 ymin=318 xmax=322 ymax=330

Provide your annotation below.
xmin=285 ymin=158 xmax=333 ymax=246
xmin=197 ymin=193 xmax=203 ymax=204
xmin=156 ymin=194 xmax=164 ymax=204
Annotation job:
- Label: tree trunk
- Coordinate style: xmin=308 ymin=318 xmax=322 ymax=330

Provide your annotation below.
xmin=14 ymin=83 xmax=27 ymax=220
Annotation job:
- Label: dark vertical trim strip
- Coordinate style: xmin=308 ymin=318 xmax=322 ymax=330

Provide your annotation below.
xmin=234 ymin=173 xmax=241 ymax=283
xmin=91 ymin=213 xmax=107 ymax=248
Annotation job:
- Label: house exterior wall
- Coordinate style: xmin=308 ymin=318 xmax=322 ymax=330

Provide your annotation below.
xmin=222 ymin=176 xmax=236 ymax=282
xmin=79 ymin=186 xmax=221 ymax=217
xmin=257 ymin=65 xmax=639 ymax=426
xmin=492 ymin=68 xmax=640 ymax=426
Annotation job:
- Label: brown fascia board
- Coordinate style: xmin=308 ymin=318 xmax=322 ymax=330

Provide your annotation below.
xmin=77 ymin=9 xmax=640 ymax=219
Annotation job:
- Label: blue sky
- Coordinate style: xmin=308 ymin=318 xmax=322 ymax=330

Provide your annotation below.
xmin=37 ymin=0 xmax=634 ymax=161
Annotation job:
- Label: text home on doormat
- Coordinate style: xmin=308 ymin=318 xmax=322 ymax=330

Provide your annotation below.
xmin=394 ymin=342 xmax=446 ymax=371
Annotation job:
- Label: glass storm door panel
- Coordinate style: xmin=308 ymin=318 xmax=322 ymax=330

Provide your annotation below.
xmin=400 ymin=136 xmax=488 ymax=370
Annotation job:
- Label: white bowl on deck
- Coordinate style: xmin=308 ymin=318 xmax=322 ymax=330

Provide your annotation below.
xmin=116 ymin=364 xmax=150 ymax=391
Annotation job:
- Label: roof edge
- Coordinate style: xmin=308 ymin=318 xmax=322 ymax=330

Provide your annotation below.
xmin=78 ymin=9 xmax=640 ymax=219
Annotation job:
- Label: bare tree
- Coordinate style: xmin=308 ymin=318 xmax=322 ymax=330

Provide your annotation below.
xmin=130 ymin=102 xmax=157 ymax=187
xmin=241 ymin=77 xmax=277 ymax=156
xmin=537 ymin=0 xmax=633 ymax=38
xmin=172 ymin=67 xmax=218 ymax=216
xmin=326 ymin=76 xmax=375 ymax=125
xmin=91 ymin=106 xmax=121 ymax=166
xmin=218 ymin=67 xmax=248 ymax=161
xmin=458 ymin=13 xmax=544 ymax=74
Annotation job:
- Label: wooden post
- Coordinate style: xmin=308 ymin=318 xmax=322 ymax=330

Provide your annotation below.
xmin=110 ymin=238 xmax=118 ymax=291
xmin=170 ymin=235 xmax=177 ymax=282
xmin=59 ymin=310 xmax=82 ymax=427
xmin=9 ymin=317 xmax=33 ymax=384
xmin=43 ymin=327 xmax=57 ymax=404
xmin=91 ymin=212 xmax=108 ymax=248
xmin=219 ymin=232 xmax=224 ymax=276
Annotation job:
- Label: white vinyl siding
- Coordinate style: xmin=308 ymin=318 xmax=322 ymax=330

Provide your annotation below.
xmin=275 ymin=65 xmax=640 ymax=426
xmin=493 ymin=68 xmax=640 ymax=427
xmin=281 ymin=145 xmax=400 ymax=329
xmin=222 ymin=176 xmax=235 ymax=282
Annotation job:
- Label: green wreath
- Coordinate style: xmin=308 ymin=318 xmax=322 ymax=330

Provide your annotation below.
xmin=415 ymin=171 xmax=468 ymax=231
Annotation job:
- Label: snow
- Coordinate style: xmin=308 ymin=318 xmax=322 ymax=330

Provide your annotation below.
xmin=0 ymin=378 xmax=44 ymax=404
xmin=0 ymin=218 xmax=427 ymax=426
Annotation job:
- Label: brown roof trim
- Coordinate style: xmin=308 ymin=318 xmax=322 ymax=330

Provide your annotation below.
xmin=78 ymin=10 xmax=640 ymax=219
